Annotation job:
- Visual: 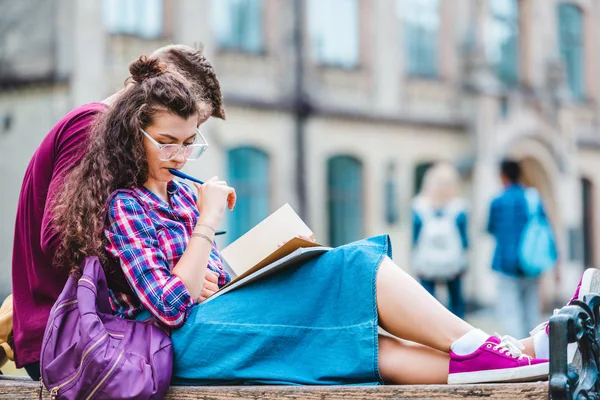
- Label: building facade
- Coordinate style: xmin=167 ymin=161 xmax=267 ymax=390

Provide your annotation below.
xmin=1 ymin=0 xmax=599 ymax=309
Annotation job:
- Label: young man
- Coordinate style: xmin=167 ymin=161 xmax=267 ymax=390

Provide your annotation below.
xmin=11 ymin=45 xmax=224 ymax=380
xmin=487 ymin=159 xmax=544 ymax=338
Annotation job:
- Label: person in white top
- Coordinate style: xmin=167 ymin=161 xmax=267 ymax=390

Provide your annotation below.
xmin=412 ymin=162 xmax=469 ymax=318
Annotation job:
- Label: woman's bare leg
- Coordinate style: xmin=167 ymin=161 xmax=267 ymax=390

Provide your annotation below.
xmin=376 ymin=256 xmax=537 ymax=357
xmin=378 ymin=334 xmax=448 ymax=384
xmin=377 ymin=256 xmax=473 ymax=352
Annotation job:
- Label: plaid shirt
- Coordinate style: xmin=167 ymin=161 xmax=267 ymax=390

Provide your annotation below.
xmin=105 ymin=180 xmax=230 ymax=328
xmin=487 ymin=184 xmax=546 ymax=277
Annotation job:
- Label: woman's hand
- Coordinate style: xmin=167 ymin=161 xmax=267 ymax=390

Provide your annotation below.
xmin=194 ymin=177 xmax=236 ymax=228
xmin=196 ymin=270 xmax=220 ymax=303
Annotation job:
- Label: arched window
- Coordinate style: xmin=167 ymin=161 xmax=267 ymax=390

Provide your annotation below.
xmin=227 ymin=147 xmax=270 ymax=241
xmin=581 ymin=178 xmax=595 ymax=267
xmin=327 ymin=156 xmax=363 ymax=247
xmin=398 ymin=0 xmax=439 ymax=77
xmin=558 ymin=3 xmax=585 ymax=100
xmin=414 ymin=162 xmax=434 ymax=195
xmin=385 ymin=162 xmax=400 ymax=225
xmin=488 ymin=0 xmax=519 ymax=86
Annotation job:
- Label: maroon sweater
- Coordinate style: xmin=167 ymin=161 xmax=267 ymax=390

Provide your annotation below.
xmin=11 ymin=103 xmax=107 ymax=367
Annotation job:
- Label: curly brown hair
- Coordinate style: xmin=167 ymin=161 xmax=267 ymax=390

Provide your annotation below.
xmin=151 ymin=44 xmax=226 ymax=120
xmin=52 ymin=56 xmax=199 ymax=277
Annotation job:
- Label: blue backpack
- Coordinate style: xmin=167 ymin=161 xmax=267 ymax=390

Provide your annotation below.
xmin=519 ymin=188 xmax=558 ymax=277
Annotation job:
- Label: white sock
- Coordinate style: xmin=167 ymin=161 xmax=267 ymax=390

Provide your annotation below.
xmin=533 ymin=329 xmax=549 ymax=359
xmin=451 ymin=329 xmax=490 ymax=355
xmin=533 ymin=327 xmax=577 ymax=361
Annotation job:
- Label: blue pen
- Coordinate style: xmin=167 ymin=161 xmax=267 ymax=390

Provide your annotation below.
xmin=169 ymin=168 xmax=204 ymax=185
xmin=168 ymin=168 xmax=226 ymax=236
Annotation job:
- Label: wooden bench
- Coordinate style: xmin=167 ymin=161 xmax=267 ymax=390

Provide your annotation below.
xmin=0 ymin=376 xmax=548 ymax=399
xmin=7 ymin=292 xmax=600 ymax=399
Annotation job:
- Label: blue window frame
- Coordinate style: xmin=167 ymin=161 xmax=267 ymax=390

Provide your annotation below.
xmin=327 ymin=156 xmax=363 ymax=247
xmin=487 ymin=0 xmax=519 ymax=86
xmin=558 ymin=3 xmax=585 ymax=100
xmin=227 ymin=147 xmax=270 ymax=242
xmin=212 ymin=0 xmax=263 ymax=53
xmin=414 ymin=162 xmax=434 ymax=195
xmin=398 ymin=0 xmax=439 ymax=77
xmin=103 ymin=0 xmax=163 ymax=39
xmin=385 ymin=162 xmax=399 ymax=225
xmin=308 ymin=0 xmax=360 ymax=68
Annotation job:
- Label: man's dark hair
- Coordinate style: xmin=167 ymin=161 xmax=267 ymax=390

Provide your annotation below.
xmin=500 ymin=159 xmax=521 ymax=183
xmin=151 ymin=44 xmax=225 ymax=119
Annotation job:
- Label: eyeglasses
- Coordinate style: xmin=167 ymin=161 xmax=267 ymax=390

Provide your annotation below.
xmin=141 ymin=128 xmax=209 ymax=161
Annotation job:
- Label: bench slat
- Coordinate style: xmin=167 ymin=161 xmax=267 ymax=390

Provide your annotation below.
xmin=0 ymin=379 xmax=548 ymax=399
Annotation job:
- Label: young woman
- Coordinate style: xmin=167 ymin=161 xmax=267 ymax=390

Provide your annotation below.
xmin=11 ymin=43 xmax=224 ymax=381
xmin=52 ymin=55 xmax=592 ymax=386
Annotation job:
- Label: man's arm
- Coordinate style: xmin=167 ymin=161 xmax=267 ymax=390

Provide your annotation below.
xmin=40 ymin=108 xmax=102 ymax=257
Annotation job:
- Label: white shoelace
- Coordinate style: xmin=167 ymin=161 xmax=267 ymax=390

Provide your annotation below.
xmin=492 ymin=334 xmax=532 ymax=361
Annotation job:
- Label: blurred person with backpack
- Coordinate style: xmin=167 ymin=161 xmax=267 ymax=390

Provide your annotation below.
xmin=412 ymin=162 xmax=469 ymax=318
xmin=487 ymin=159 xmax=558 ymax=339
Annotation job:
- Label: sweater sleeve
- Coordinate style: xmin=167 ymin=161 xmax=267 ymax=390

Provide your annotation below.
xmin=40 ymin=106 xmax=103 ymax=256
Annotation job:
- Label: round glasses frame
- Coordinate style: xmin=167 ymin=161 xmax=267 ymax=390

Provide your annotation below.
xmin=141 ymin=128 xmax=209 ymax=161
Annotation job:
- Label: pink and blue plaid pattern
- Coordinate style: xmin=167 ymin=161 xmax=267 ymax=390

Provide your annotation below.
xmin=105 ymin=180 xmax=230 ymax=328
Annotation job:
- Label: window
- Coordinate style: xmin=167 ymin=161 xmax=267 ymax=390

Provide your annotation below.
xmin=558 ymin=4 xmax=585 ymax=100
xmin=308 ymin=0 xmax=359 ymax=68
xmin=487 ymin=0 xmax=519 ymax=86
xmin=103 ymin=0 xmax=163 ymax=39
xmin=212 ymin=0 xmax=263 ymax=53
xmin=398 ymin=0 xmax=439 ymax=77
xmin=414 ymin=162 xmax=434 ymax=195
xmin=385 ymin=162 xmax=399 ymax=224
xmin=581 ymin=178 xmax=594 ymax=267
xmin=327 ymin=156 xmax=363 ymax=247
xmin=227 ymin=147 xmax=270 ymax=241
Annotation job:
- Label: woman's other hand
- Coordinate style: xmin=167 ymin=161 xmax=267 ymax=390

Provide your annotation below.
xmin=194 ymin=177 xmax=236 ymax=228
xmin=197 ymin=271 xmax=220 ymax=303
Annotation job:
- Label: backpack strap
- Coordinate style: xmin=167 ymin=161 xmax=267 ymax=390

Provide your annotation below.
xmin=523 ymin=188 xmax=542 ymax=218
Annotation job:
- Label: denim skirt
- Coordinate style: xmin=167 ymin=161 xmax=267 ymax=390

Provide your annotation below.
xmin=170 ymin=235 xmax=391 ymax=385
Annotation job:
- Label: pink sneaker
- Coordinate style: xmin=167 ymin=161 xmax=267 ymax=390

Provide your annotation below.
xmin=448 ymin=336 xmax=548 ymax=384
xmin=529 ymin=268 xmax=600 ymax=338
xmin=530 ymin=268 xmax=600 ymax=363
xmin=536 ymin=268 xmax=600 ymax=335
xmin=567 ymin=268 xmax=600 ymax=306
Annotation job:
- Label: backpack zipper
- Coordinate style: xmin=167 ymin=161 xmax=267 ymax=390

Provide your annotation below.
xmin=40 ymin=299 xmax=79 ymax=399
xmin=55 ymin=300 xmax=78 ymax=312
xmin=49 ymin=332 xmax=109 ymax=397
xmin=85 ymin=350 xmax=124 ymax=400
xmin=49 ymin=300 xmax=78 ymax=327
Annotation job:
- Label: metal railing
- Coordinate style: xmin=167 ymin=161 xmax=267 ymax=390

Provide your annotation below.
xmin=549 ymin=294 xmax=600 ymax=399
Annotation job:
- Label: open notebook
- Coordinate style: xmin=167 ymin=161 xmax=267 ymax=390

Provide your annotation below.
xmin=204 ymin=204 xmax=331 ymax=303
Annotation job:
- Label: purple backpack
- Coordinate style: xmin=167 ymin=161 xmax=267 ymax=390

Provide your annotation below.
xmin=40 ymin=256 xmax=172 ymax=399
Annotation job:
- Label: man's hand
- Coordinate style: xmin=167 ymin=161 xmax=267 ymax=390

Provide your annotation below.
xmin=197 ymin=271 xmax=220 ymax=303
